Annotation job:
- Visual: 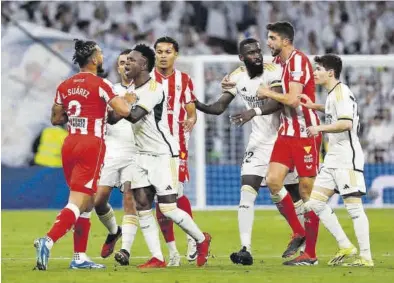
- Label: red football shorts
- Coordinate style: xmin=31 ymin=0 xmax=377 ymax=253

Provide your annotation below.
xmin=270 ymin=134 xmax=322 ymax=178
xmin=62 ymin=135 xmax=106 ymax=196
xmin=178 ymin=150 xmax=189 ymax=183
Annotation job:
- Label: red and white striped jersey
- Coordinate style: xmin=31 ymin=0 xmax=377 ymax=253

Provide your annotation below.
xmin=273 ymin=49 xmax=320 ymax=138
xmin=54 ymin=72 xmax=117 ymax=139
xmin=151 ymin=68 xmax=196 ymax=153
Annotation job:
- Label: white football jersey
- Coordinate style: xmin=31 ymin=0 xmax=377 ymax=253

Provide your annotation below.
xmin=129 ymin=78 xmax=179 ymax=156
xmin=105 ymin=83 xmax=135 ymax=158
xmin=227 ymin=64 xmax=283 ymax=146
xmin=323 ymin=83 xmax=364 ymax=171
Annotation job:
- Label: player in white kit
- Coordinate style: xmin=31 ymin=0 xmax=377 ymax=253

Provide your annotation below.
xmin=195 ymin=38 xmax=300 ymax=265
xmin=300 ymin=54 xmax=373 ymax=267
xmin=109 ymin=44 xmax=211 ymax=268
xmin=94 ymin=49 xmax=137 ymax=259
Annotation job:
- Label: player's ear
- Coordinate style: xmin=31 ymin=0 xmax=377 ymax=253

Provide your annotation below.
xmin=238 ymin=54 xmax=244 ymax=61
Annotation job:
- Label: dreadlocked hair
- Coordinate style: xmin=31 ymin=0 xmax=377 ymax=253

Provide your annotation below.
xmin=72 ymin=39 xmax=98 ymax=67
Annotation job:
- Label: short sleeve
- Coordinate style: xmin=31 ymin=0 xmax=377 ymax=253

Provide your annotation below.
xmin=225 ymin=67 xmax=244 ymax=96
xmin=137 ymin=82 xmax=163 ymax=112
xmin=54 ymin=84 xmax=63 ymax=105
xmin=289 ymin=54 xmax=310 ymax=85
xmin=184 ymin=76 xmax=196 ymax=104
xmin=99 ymin=78 xmax=118 ymax=103
xmin=335 ymin=88 xmax=354 ymax=121
xmin=266 ymin=64 xmax=282 ymax=88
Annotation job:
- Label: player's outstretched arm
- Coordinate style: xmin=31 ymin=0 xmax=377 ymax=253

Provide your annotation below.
xmin=307 ymin=120 xmax=352 ymax=136
xmin=195 ymin=92 xmax=235 ymax=115
xmin=181 ymin=102 xmax=197 ymax=132
xmin=51 ymin=104 xmax=68 ymax=125
xmin=298 ymin=94 xmax=325 ymax=113
xmin=230 ymin=86 xmax=283 ymax=126
xmin=257 ymin=82 xmax=303 ymax=108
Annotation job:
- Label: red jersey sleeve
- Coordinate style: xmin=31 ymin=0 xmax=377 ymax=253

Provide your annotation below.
xmin=184 ymin=76 xmax=196 ymax=104
xmin=289 ymin=53 xmax=308 ymax=85
xmin=99 ymin=78 xmax=118 ymax=103
xmin=54 ymin=83 xmax=64 ymax=105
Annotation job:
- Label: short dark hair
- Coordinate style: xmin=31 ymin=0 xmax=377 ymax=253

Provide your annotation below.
xmin=314 ymin=54 xmax=342 ymax=79
xmin=72 ymin=39 xmax=98 ymax=67
xmin=154 ymin=36 xmax=179 ymax=52
xmin=239 ymin=38 xmax=259 ymax=54
xmin=133 ymin=44 xmax=155 ymax=72
xmin=266 ymin=21 xmax=295 ymax=43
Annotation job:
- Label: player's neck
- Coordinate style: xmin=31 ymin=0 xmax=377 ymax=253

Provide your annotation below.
xmin=121 ymin=78 xmax=131 ymax=87
xmin=156 ymin=67 xmax=175 ymax=77
xmin=134 ymin=72 xmax=151 ymax=88
xmin=80 ymin=66 xmax=97 ymax=75
xmin=325 ymin=79 xmax=340 ymax=93
xmin=279 ymin=46 xmax=295 ymax=63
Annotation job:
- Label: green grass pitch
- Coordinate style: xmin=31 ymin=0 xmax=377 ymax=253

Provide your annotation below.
xmin=2 ymin=209 xmax=394 ymax=283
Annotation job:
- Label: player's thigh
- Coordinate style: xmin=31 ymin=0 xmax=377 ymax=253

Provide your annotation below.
xmin=269 ymin=136 xmax=294 ymax=172
xmin=241 ymin=145 xmax=270 ymax=190
xmin=61 ymin=135 xmax=78 ymax=187
xmin=69 ymin=137 xmax=106 ymax=196
xmin=129 ymin=155 xmax=151 ymax=191
xmin=311 ymin=167 xmax=337 ymax=200
xmin=119 ymin=156 xmax=137 ymax=185
xmin=292 ymin=137 xmax=319 ymax=178
xmin=99 ymin=158 xmax=121 ymax=188
xmin=148 ymin=155 xmax=179 ymax=197
xmin=132 ymin=186 xmax=156 ymax=211
xmin=334 ymin=169 xmax=367 ymax=197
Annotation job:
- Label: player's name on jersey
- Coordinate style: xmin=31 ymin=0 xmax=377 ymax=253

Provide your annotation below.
xmin=64 ymin=87 xmax=90 ymax=99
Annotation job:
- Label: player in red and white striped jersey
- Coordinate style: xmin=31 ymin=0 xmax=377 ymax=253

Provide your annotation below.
xmin=152 ymin=36 xmax=198 ymax=266
xmin=256 ymin=22 xmax=321 ymax=265
xmin=34 ymin=39 xmax=131 ymax=270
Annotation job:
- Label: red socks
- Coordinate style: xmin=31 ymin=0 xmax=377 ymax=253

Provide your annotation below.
xmin=47 ymin=207 xmax=77 ymax=242
xmin=304 ymin=210 xmax=319 ymax=258
xmin=156 ymin=195 xmax=193 ymax=243
xmin=73 ymin=216 xmax=91 ymax=253
xmin=275 ymin=194 xmax=305 ymax=236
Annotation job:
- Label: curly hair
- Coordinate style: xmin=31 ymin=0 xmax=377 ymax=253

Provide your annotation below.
xmin=72 ymin=39 xmax=98 ymax=67
xmin=133 ymin=44 xmax=156 ymax=72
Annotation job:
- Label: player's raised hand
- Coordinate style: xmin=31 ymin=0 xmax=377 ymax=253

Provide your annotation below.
xmin=306 ymin=126 xmax=319 ymax=137
xmin=221 ymin=74 xmax=236 ymax=90
xmin=256 ymin=84 xmax=270 ymax=99
xmin=298 ymin=93 xmax=314 ymax=109
xmin=230 ymin=109 xmax=256 ymax=127
xmin=179 ymin=118 xmax=196 ymax=133
xmin=124 ymin=92 xmax=138 ymax=104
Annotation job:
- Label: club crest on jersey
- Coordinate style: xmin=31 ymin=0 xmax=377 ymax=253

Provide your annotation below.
xmin=304 ymin=146 xmax=311 ymax=154
xmin=176 ymin=85 xmax=181 ymax=91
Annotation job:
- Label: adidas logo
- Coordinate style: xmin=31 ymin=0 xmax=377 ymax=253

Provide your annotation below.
xmin=343 ymin=184 xmax=350 ymax=190
xmin=241 ymin=87 xmax=247 ymax=92
xmin=165 ymin=186 xmax=172 ymax=191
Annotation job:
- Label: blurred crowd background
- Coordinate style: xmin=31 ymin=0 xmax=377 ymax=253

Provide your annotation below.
xmin=1 ymin=1 xmax=394 ymax=167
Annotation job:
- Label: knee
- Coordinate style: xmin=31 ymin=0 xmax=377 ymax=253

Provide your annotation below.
xmin=344 ymin=197 xmax=363 ymax=218
xmin=240 ymin=185 xmax=258 ymax=206
xmin=305 ymin=192 xmax=329 ymax=215
xmin=266 ymin=174 xmax=283 ymax=193
xmin=158 ymin=202 xmax=177 ymax=217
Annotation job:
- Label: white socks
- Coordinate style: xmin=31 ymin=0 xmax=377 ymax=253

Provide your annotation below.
xmin=167 ymin=241 xmax=179 ymax=256
xmin=309 ymin=199 xmax=352 ymax=249
xmin=294 ymin=200 xmax=305 ymax=227
xmin=159 ymin=203 xmax=205 ymax=243
xmin=121 ymin=214 xmax=138 ymax=253
xmin=98 ymin=207 xmax=118 ymax=235
xmin=270 ymin=187 xmax=288 ymax=203
xmin=238 ymin=185 xmax=257 ymax=252
xmin=346 ymin=202 xmax=372 ymax=261
xmin=138 ymin=210 xmax=163 ymax=261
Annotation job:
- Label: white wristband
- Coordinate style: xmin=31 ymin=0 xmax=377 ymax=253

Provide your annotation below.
xmin=253 ymin=107 xmax=262 ymax=115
